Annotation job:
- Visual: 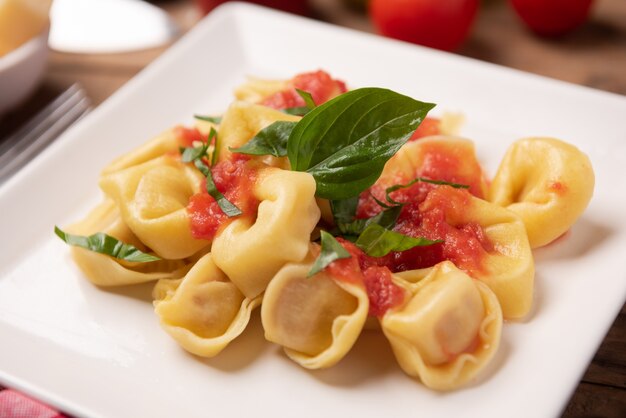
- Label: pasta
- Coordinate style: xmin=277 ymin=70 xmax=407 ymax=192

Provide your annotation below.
xmin=153 ymin=253 xmax=261 ymax=357
xmin=57 ymin=70 xmax=594 ymax=391
xmin=489 ymin=137 xmax=595 ymax=248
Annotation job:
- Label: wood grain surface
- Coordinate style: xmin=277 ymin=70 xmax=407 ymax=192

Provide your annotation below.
xmin=0 ymin=0 xmax=624 ymax=417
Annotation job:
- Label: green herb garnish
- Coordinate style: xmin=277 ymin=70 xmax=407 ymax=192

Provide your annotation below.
xmin=54 ymin=226 xmax=160 ymax=262
xmin=181 ymin=129 xmax=241 ymax=217
xmin=385 ymin=177 xmax=469 ymax=205
xmin=295 ymin=89 xmax=316 ymax=110
xmin=308 ymin=230 xmax=351 ymax=277
xmin=282 ymin=107 xmax=310 ymax=116
xmin=338 ymin=205 xmax=402 ymax=238
xmin=194 ymin=114 xmax=222 ymax=124
xmin=288 ymin=88 xmax=435 ymax=200
xmin=230 ymin=121 xmax=295 ymax=157
xmin=355 ymin=224 xmax=441 ymax=257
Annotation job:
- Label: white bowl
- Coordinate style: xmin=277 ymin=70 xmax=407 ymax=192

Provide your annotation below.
xmin=0 ymin=27 xmax=50 ymax=116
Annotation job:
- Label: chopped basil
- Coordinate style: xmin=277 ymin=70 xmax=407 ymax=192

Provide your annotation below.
xmin=355 ymin=224 xmax=441 ymax=257
xmin=230 ymin=121 xmax=296 ymax=157
xmin=288 ymin=88 xmax=435 ymax=200
xmin=338 ymin=205 xmax=402 ymax=237
xmin=281 ymin=106 xmax=310 ymax=116
xmin=54 ymin=226 xmax=160 ymax=262
xmin=194 ymin=158 xmax=242 ymax=217
xmin=194 ymin=114 xmax=222 ymax=124
xmin=308 ymin=230 xmax=352 ymax=277
xmin=181 ymin=142 xmax=208 ymax=163
xmin=330 ymin=197 xmax=359 ymax=225
xmin=182 ymin=128 xmax=241 ymax=218
xmin=385 ymin=177 xmax=470 ymax=205
xmin=209 ymin=128 xmax=219 ymax=166
xmin=295 ymin=89 xmax=316 ymax=109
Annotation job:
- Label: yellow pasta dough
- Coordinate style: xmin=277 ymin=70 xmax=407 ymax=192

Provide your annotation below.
xmin=234 ymin=76 xmax=288 ymax=103
xmin=382 ymin=262 xmax=502 ymax=390
xmin=100 ymin=155 xmax=210 ymax=259
xmin=489 ymin=137 xmax=594 ymax=248
xmin=101 ymin=129 xmax=182 ymax=175
xmin=217 ymin=101 xmax=299 ymax=168
xmin=67 ymin=200 xmax=192 ymax=286
xmin=153 ymin=253 xmax=260 ymax=357
xmin=211 ymin=167 xmax=320 ymax=299
xmin=381 ymin=137 xmax=489 ymax=198
xmin=261 ymin=258 xmax=369 ymax=369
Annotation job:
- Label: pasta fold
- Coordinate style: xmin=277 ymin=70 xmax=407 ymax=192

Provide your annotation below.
xmin=101 ymin=129 xmax=182 ymax=175
xmin=66 ymin=200 xmax=192 ymax=286
xmin=261 ymin=259 xmax=369 ymax=369
xmin=211 ymin=167 xmax=320 ymax=299
xmin=217 ymin=100 xmax=299 ymax=167
xmin=383 ymin=261 xmax=502 ymax=390
xmin=381 ymin=137 xmax=489 ymax=198
xmin=489 ymin=137 xmax=595 ymax=248
xmin=100 ymin=155 xmax=210 ymax=259
xmin=153 ymin=253 xmax=260 ymax=357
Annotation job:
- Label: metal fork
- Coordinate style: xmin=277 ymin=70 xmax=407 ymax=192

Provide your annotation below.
xmin=0 ymin=84 xmax=91 ymax=183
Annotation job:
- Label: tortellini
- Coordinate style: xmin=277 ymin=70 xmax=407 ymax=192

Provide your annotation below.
xmin=489 ymin=137 xmax=594 ymax=248
xmin=100 ymin=155 xmax=210 ymax=259
xmin=234 ymin=76 xmax=288 ymax=103
xmin=211 ymin=167 xmax=320 ymax=299
xmin=383 ymin=262 xmax=502 ymax=390
xmin=67 ymin=200 xmax=192 ymax=286
xmin=153 ymin=253 xmax=260 ymax=357
xmin=261 ymin=256 xmax=369 ymax=369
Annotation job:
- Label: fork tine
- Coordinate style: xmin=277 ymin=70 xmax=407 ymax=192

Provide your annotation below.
xmin=0 ymin=84 xmax=87 ymax=157
xmin=0 ymin=85 xmax=91 ymax=183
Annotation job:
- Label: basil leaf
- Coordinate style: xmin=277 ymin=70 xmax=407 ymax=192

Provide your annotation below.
xmin=181 ymin=143 xmax=208 ymax=163
xmin=194 ymin=158 xmax=210 ymax=177
xmin=308 ymin=230 xmax=352 ymax=277
xmin=386 ymin=177 xmax=470 ymax=204
xmin=296 ymin=89 xmax=316 ymax=109
xmin=338 ymin=205 xmax=402 ymax=237
xmin=282 ymin=106 xmax=310 ymax=116
xmin=288 ymin=88 xmax=435 ymax=200
xmin=209 ymin=127 xmax=219 ymax=166
xmin=194 ymin=114 xmax=222 ymax=124
xmin=355 ymin=224 xmax=441 ymax=257
xmin=230 ymin=121 xmax=296 ymax=157
xmin=54 ymin=226 xmax=160 ymax=262
xmin=330 ymin=197 xmax=359 ymax=225
xmin=204 ymin=167 xmax=242 ymax=217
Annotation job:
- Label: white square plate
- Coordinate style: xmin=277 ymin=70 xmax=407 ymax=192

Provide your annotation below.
xmin=1 ymin=4 xmax=625 ymax=417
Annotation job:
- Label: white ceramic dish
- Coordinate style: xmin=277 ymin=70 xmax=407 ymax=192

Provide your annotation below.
xmin=0 ymin=27 xmax=49 ymax=115
xmin=0 ymin=4 xmax=625 ymax=418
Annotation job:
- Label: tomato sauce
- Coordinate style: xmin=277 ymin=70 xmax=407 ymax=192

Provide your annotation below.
xmin=186 ymin=154 xmax=259 ymax=241
xmin=326 ymin=239 xmax=406 ymax=317
xmin=174 ymin=126 xmax=206 ymax=147
xmin=409 ymin=117 xmax=441 ymax=141
xmin=261 ymin=70 xmax=348 ymax=110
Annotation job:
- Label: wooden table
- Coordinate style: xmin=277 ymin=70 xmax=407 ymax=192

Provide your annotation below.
xmin=1 ymin=0 xmax=624 ymax=416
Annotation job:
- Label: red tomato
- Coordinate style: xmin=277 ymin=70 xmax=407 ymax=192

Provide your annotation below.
xmin=194 ymin=0 xmax=309 ymax=16
xmin=510 ymin=0 xmax=594 ymax=36
xmin=369 ymin=0 xmax=479 ymax=51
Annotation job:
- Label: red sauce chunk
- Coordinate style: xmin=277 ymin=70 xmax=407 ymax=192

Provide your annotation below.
xmin=261 ymin=70 xmax=348 ymax=110
xmin=174 ymin=126 xmax=206 ymax=147
xmin=186 ymin=154 xmax=259 ymax=241
xmin=548 ymin=180 xmax=568 ymax=196
xmin=409 ymin=117 xmax=441 ymax=141
xmin=326 ymin=239 xmax=406 ymax=317
xmin=362 ymin=266 xmax=406 ymax=317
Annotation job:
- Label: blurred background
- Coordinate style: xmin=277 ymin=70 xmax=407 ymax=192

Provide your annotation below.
xmin=0 ymin=0 xmax=624 ymax=416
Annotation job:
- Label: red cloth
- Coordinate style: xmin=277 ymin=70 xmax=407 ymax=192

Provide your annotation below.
xmin=0 ymin=389 xmax=66 ymax=418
